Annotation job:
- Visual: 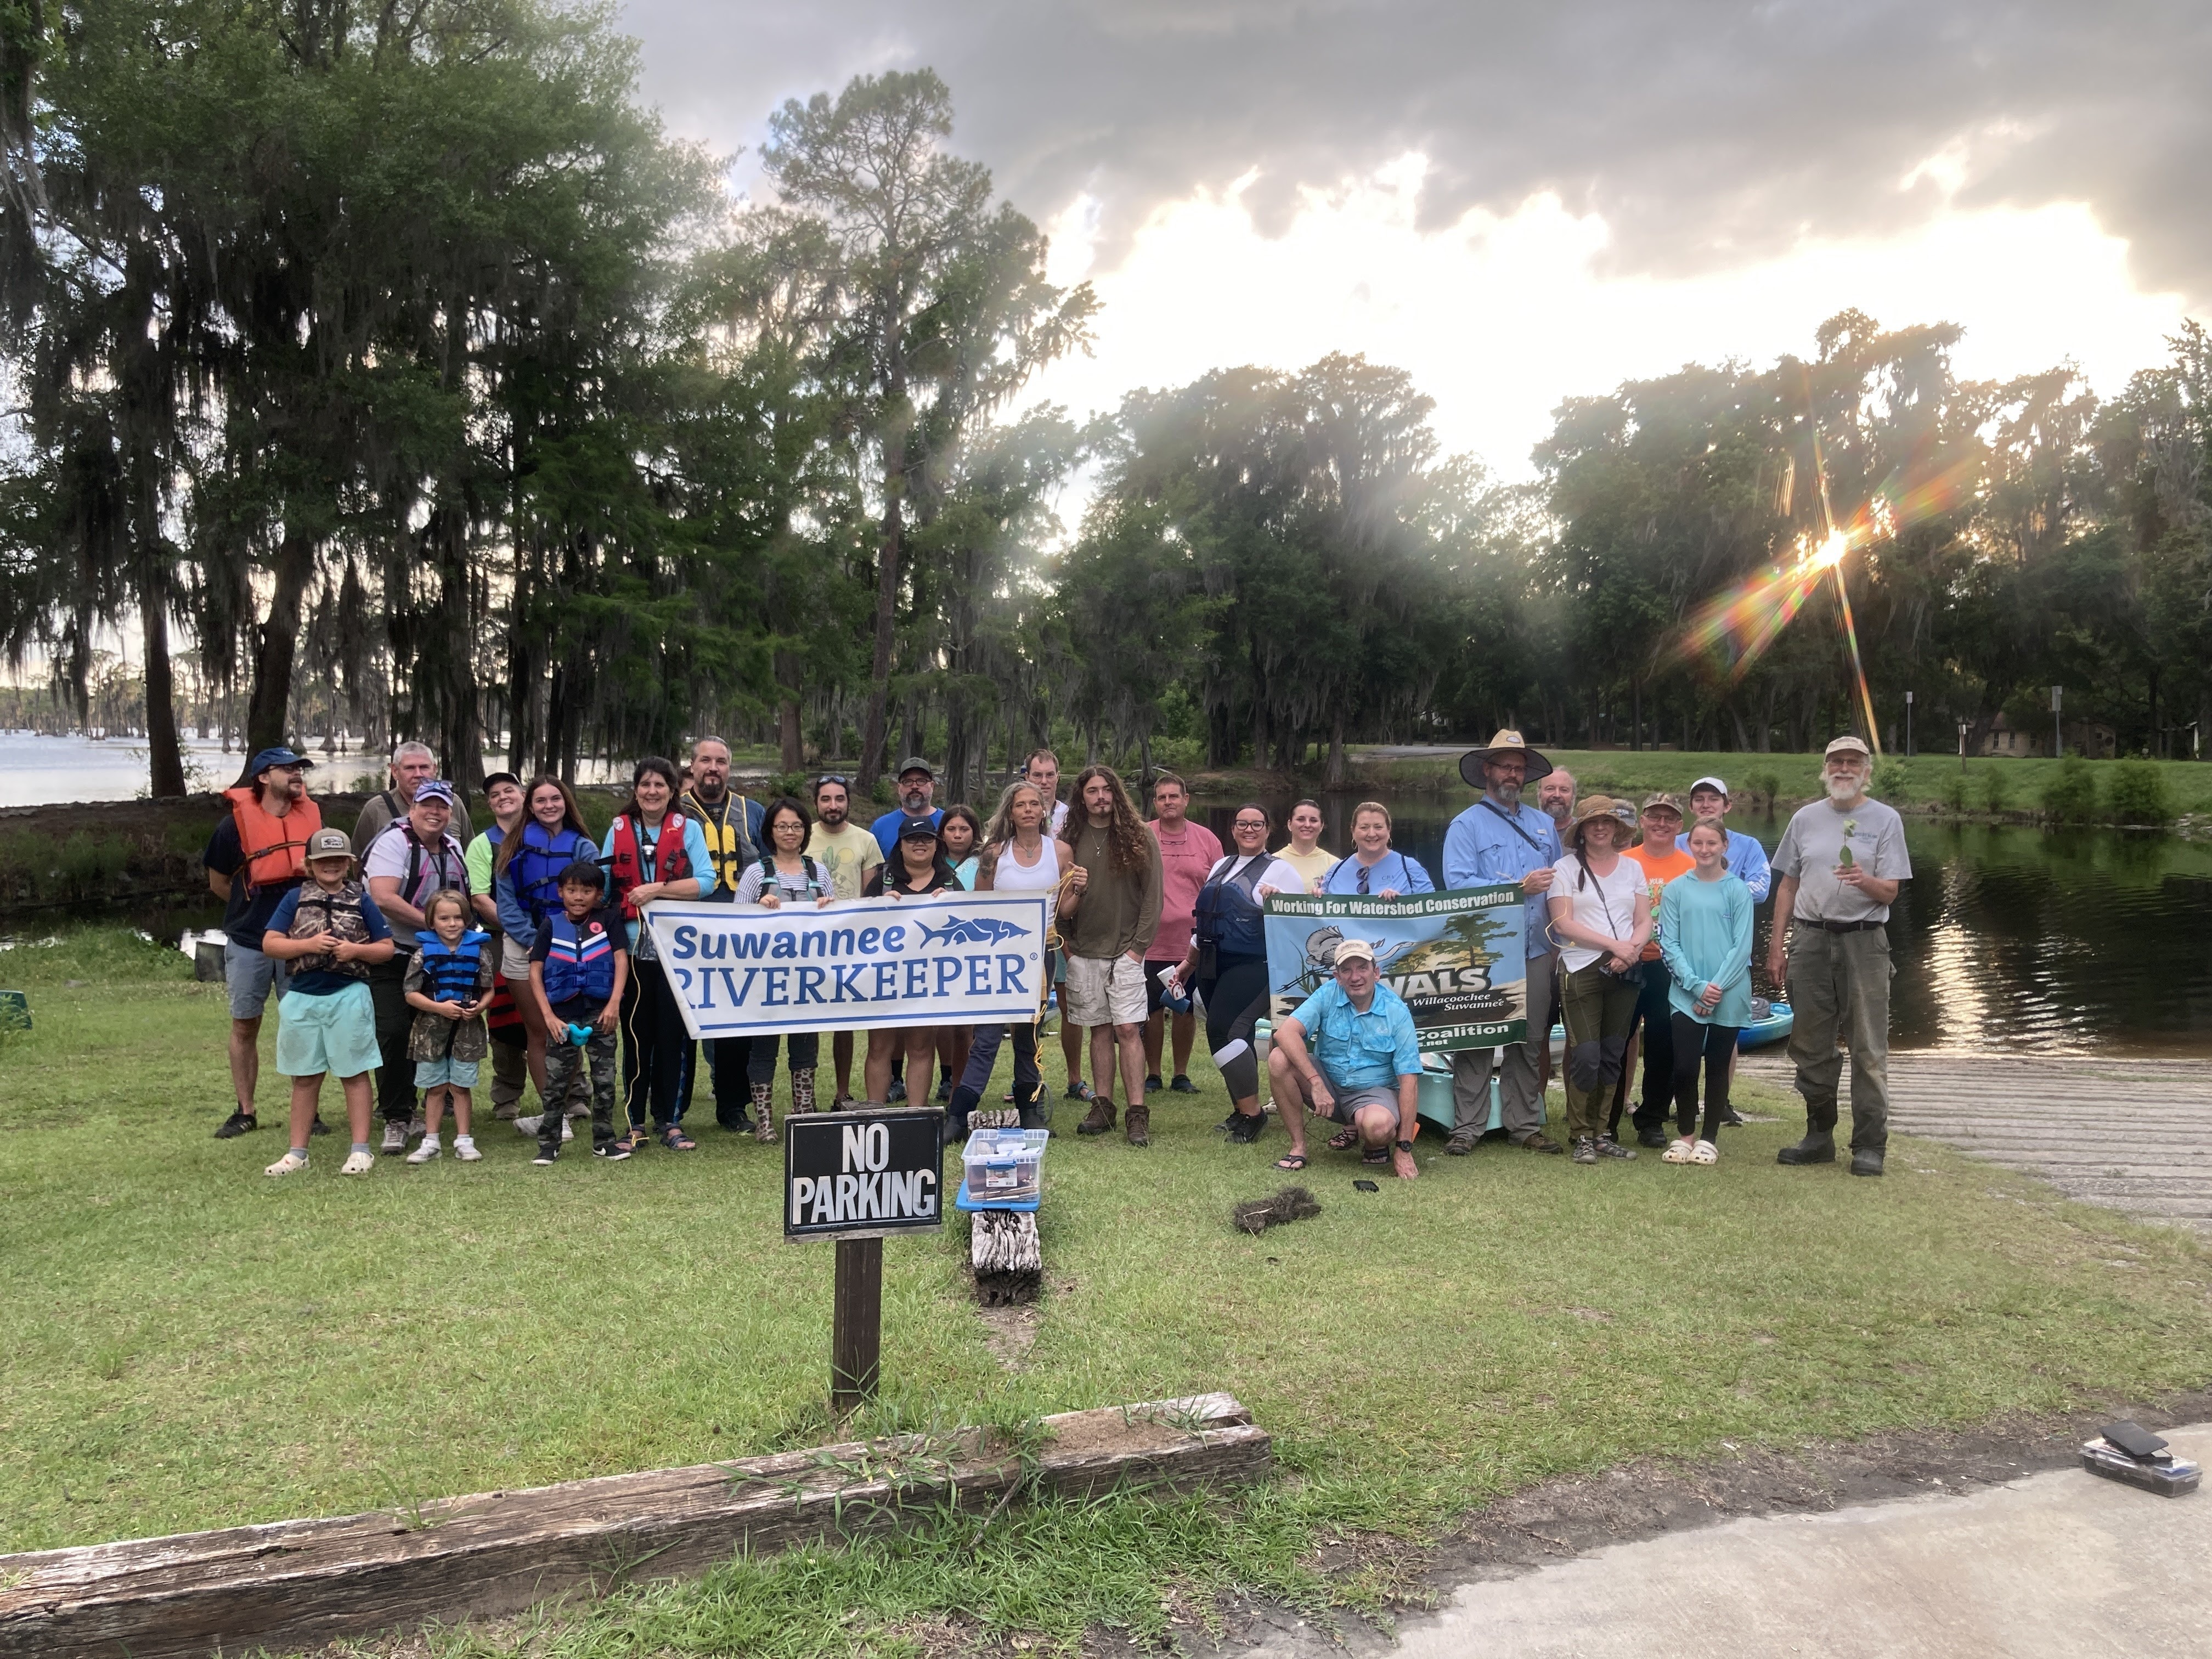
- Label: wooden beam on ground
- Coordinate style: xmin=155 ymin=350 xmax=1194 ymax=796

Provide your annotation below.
xmin=0 ymin=1394 xmax=1269 ymax=1659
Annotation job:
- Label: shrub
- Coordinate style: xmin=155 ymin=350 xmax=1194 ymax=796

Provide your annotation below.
xmin=1980 ymin=767 xmax=2012 ymax=814
xmin=52 ymin=833 xmax=129 ymax=900
xmin=1941 ymin=771 xmax=1970 ymax=814
xmin=1872 ymin=758 xmax=1908 ymax=802
xmin=1751 ymin=770 xmax=1781 ymax=812
xmin=2105 ymin=759 xmax=2175 ymax=827
xmin=2041 ymin=756 xmax=2100 ymax=825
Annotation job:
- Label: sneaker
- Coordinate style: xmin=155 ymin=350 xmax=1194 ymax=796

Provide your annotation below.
xmin=215 ymin=1110 xmax=257 ymax=1139
xmin=1594 ymin=1135 xmax=1638 ymax=1160
xmin=1144 ymin=1073 xmax=1164 ymax=1093
xmin=1571 ymin=1136 xmax=1598 ymax=1165
xmin=263 ymin=1149 xmax=309 ymax=1177
xmin=453 ymin=1137 xmax=482 ymax=1162
xmin=405 ymin=1138 xmax=441 ymax=1165
xmin=887 ymin=1079 xmax=907 ymax=1103
xmin=1225 ymin=1111 xmax=1266 ymax=1144
xmin=515 ymin=1113 xmax=543 ymax=1137
xmin=935 ymin=1077 xmax=951 ymax=1103
xmin=1214 ymin=1109 xmax=1242 ymax=1136
xmin=533 ymin=1147 xmax=558 ymax=1166
xmin=1170 ymin=1075 xmax=1198 ymax=1093
xmin=340 ymin=1149 xmax=375 ymax=1176
xmin=1720 ymin=1107 xmax=1747 ymax=1127
xmin=562 ymin=1116 xmax=574 ymax=1142
xmin=406 ymin=1116 xmax=427 ymax=1141
xmin=592 ymin=1140 xmax=631 ymax=1161
xmin=379 ymin=1120 xmax=408 ymax=1154
xmin=1636 ymin=1127 xmax=1670 ymax=1149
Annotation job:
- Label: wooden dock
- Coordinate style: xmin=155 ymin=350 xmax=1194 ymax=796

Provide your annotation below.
xmin=1741 ymin=1052 xmax=2212 ymax=1231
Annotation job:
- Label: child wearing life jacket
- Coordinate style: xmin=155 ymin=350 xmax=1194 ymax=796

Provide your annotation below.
xmin=402 ymin=890 xmax=495 ymax=1164
xmin=259 ymin=828 xmax=396 ymax=1177
xmin=528 ymin=860 xmax=631 ymax=1164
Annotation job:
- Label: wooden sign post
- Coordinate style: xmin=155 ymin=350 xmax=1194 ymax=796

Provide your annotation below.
xmin=785 ymin=1105 xmax=945 ymax=1412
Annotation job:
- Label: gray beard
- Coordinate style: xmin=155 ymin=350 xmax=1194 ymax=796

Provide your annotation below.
xmin=1488 ymin=781 xmax=1521 ymax=810
xmin=1545 ymin=803 xmax=1571 ymax=824
xmin=1825 ymin=778 xmax=1862 ymax=803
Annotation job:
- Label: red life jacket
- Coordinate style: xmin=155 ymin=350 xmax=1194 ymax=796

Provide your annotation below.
xmin=606 ymin=810 xmax=692 ymax=919
xmin=223 ymin=787 xmax=324 ymax=893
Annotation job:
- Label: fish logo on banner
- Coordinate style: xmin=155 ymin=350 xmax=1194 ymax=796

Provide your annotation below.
xmin=644 ymin=890 xmax=1051 ymax=1041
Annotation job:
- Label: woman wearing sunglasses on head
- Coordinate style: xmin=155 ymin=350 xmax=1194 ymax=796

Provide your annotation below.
xmin=1319 ymin=801 xmax=1435 ymax=899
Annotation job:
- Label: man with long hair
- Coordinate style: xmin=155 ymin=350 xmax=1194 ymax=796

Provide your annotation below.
xmin=1058 ymin=765 xmax=1164 ymax=1144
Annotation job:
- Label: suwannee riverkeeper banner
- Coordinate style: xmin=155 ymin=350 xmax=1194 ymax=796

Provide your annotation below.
xmin=642 ymin=890 xmax=1051 ymax=1041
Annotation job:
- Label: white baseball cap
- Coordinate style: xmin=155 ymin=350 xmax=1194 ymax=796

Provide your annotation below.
xmin=1690 ymin=776 xmax=1729 ymax=797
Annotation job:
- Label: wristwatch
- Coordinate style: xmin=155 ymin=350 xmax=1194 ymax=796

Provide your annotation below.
xmin=1395 ymin=1139 xmax=1414 ymax=1154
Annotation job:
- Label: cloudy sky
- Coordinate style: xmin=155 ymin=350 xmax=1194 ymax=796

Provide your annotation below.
xmin=624 ymin=1 xmax=2207 ymax=478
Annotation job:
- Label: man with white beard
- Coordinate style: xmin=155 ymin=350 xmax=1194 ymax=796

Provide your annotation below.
xmin=1765 ymin=735 xmax=1911 ymax=1177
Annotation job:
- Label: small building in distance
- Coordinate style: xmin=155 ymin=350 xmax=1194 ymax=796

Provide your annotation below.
xmin=1978 ymin=714 xmax=2118 ymax=759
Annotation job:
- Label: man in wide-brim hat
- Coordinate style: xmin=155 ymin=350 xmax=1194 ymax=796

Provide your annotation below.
xmin=1440 ymin=729 xmax=1566 ymax=1156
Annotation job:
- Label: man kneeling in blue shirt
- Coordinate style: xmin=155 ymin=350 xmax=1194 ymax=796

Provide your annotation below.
xmin=1265 ymin=937 xmax=1423 ymax=1181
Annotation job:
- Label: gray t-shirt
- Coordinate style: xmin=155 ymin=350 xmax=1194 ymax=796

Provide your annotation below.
xmin=1771 ymin=796 xmax=1910 ymax=923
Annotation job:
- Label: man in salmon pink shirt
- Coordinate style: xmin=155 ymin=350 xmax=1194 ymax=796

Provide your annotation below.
xmin=1142 ymin=772 xmax=1223 ymax=1093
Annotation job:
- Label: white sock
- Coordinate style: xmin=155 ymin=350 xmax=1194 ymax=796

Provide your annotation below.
xmin=453 ymin=1135 xmax=473 ymax=1149
xmin=421 ymin=1133 xmax=441 ymax=1150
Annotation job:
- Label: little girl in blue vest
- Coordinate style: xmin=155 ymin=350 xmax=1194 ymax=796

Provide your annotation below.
xmin=402 ymin=889 xmax=495 ymax=1163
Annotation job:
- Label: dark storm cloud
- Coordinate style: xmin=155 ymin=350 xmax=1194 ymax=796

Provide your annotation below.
xmin=624 ymin=1 xmax=2212 ymax=300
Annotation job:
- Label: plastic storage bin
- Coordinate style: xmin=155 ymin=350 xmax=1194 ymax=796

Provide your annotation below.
xmin=961 ymin=1127 xmax=1049 ymax=1204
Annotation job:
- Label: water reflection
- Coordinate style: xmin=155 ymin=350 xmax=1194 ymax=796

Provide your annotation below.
xmin=1193 ymin=794 xmax=2212 ymax=1056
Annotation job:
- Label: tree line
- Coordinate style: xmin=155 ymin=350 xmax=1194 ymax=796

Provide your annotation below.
xmin=4 ymin=3 xmax=2208 ymax=803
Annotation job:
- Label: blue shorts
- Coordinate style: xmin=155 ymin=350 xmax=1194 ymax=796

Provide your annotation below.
xmin=415 ymin=1056 xmax=481 ymax=1089
xmin=274 ymin=981 xmax=382 ymax=1080
xmin=224 ymin=941 xmax=289 ymax=1019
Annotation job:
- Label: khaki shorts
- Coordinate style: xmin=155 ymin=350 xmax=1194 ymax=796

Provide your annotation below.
xmin=500 ymin=933 xmax=532 ymax=980
xmin=1062 ymin=952 xmax=1148 ymax=1027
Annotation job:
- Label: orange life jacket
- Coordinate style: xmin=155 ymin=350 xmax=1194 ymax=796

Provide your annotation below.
xmin=223 ymin=787 xmax=324 ymax=893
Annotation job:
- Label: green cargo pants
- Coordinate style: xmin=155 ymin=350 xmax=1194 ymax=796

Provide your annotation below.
xmin=1784 ymin=924 xmax=1893 ymax=1153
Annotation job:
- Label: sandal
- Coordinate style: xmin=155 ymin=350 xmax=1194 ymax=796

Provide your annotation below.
xmin=1691 ymin=1139 xmax=1719 ymax=1164
xmin=1327 ymin=1126 xmax=1359 ymax=1153
xmin=1274 ymin=1153 xmax=1308 ymax=1171
xmin=613 ymin=1129 xmax=648 ymax=1155
xmin=1661 ymin=1138 xmax=1696 ymax=1164
xmin=1361 ymin=1144 xmax=1390 ymax=1165
xmin=661 ymin=1127 xmax=698 ymax=1152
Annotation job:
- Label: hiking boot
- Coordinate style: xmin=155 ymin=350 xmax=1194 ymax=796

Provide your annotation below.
xmin=1594 ymin=1135 xmax=1638 ymax=1160
xmin=1444 ymin=1129 xmax=1480 ymax=1156
xmin=1571 ymin=1136 xmax=1598 ymax=1165
xmin=1125 ymin=1105 xmax=1151 ymax=1147
xmin=379 ymin=1120 xmax=408 ymax=1154
xmin=1075 ymin=1097 xmax=1116 ymax=1136
xmin=215 ymin=1109 xmax=257 ymax=1139
xmin=1850 ymin=1148 xmax=1885 ymax=1177
xmin=1778 ymin=1131 xmax=1836 ymax=1165
xmin=1515 ymin=1132 xmax=1565 ymax=1155
xmin=1170 ymin=1075 xmax=1198 ymax=1093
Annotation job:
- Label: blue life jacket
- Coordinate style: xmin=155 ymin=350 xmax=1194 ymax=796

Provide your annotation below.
xmin=417 ymin=930 xmax=490 ymax=1005
xmin=1193 ymin=855 xmax=1269 ymax=959
xmin=509 ymin=821 xmax=595 ymax=920
xmin=541 ymin=910 xmax=616 ymax=1005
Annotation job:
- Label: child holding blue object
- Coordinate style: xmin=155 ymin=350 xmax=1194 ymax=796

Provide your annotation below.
xmin=528 ymin=861 xmax=630 ymax=1165
xmin=402 ymin=889 xmax=494 ymax=1164
xmin=1656 ymin=821 xmax=1755 ymax=1165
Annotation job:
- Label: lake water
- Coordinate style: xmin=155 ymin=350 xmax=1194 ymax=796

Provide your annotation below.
xmin=1189 ymin=794 xmax=2212 ymax=1057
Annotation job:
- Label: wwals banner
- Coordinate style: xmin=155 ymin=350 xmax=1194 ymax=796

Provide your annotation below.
xmin=1263 ymin=885 xmax=1527 ymax=1051
xmin=642 ymin=891 xmax=1049 ymax=1040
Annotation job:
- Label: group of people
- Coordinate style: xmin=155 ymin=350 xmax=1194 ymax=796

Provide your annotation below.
xmin=203 ymin=725 xmax=1906 ymax=1183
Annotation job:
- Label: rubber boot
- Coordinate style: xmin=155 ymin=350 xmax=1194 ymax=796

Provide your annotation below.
xmin=791 ymin=1068 xmax=817 ymax=1114
xmin=750 ymin=1080 xmax=776 ymax=1143
xmin=1125 ymin=1103 xmax=1151 ymax=1147
xmin=1777 ymin=1128 xmax=1836 ymax=1165
xmin=1076 ymin=1096 xmax=1116 ymax=1136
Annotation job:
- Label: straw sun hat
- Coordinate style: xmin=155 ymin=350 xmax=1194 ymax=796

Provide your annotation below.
xmin=1565 ymin=794 xmax=1641 ymax=847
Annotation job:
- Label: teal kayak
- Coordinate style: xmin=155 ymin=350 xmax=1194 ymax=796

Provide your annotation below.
xmin=1545 ymin=999 xmax=1793 ymax=1053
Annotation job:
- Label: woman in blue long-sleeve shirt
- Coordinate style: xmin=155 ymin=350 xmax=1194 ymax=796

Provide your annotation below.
xmin=1656 ymin=821 xmax=1754 ymax=1164
xmin=1320 ymin=802 xmax=1435 ymax=897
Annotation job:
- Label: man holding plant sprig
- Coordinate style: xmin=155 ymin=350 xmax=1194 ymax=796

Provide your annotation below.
xmin=1766 ymin=735 xmax=1911 ymax=1177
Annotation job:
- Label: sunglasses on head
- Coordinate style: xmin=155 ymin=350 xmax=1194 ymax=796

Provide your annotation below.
xmin=814 ymin=774 xmax=852 ymax=788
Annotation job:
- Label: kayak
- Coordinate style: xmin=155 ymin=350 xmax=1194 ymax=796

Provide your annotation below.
xmin=1544 ymin=999 xmax=1793 ymax=1053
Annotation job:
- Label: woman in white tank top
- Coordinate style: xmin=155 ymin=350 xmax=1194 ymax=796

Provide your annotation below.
xmin=943 ymin=783 xmax=1070 ymax=1136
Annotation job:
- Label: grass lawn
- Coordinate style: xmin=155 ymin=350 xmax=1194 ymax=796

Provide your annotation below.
xmin=3 ymin=929 xmax=2208 ymax=1654
xmin=1345 ymin=746 xmax=2212 ymax=821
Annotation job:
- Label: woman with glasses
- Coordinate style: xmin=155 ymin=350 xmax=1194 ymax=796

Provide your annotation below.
xmin=731 ymin=796 xmax=833 ymax=1139
xmin=1319 ymin=801 xmax=1435 ymax=898
xmin=1169 ymin=805 xmax=1303 ymax=1145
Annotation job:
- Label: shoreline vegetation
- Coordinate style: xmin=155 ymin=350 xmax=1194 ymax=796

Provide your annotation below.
xmin=2 ymin=926 xmax=2210 ymax=1656
xmin=3 ymin=746 xmax=2207 ymax=920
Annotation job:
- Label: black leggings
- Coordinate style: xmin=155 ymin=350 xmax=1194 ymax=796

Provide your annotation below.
xmin=1199 ymin=953 xmax=1271 ymax=1099
xmin=620 ymin=958 xmax=691 ymax=1130
xmin=1669 ymin=1012 xmax=1740 ymax=1142
xmin=747 ymin=1031 xmax=820 ymax=1086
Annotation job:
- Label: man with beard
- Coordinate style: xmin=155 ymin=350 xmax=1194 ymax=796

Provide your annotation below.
xmin=1538 ymin=768 xmax=1578 ymax=827
xmin=1060 ymin=765 xmax=1164 ymax=1145
xmin=806 ymin=774 xmax=884 ymax=1106
xmin=1440 ymin=730 xmax=1565 ymax=1155
xmin=870 ymin=757 xmax=944 ymax=857
xmin=1767 ymin=735 xmax=1911 ymax=1177
xmin=680 ymin=736 xmax=765 ymax=1131
xmin=206 ymin=747 xmax=324 ymax=1139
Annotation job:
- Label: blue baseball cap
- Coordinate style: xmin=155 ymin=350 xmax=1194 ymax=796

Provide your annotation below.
xmin=247 ymin=746 xmax=314 ymax=778
xmin=414 ymin=778 xmax=459 ymax=807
